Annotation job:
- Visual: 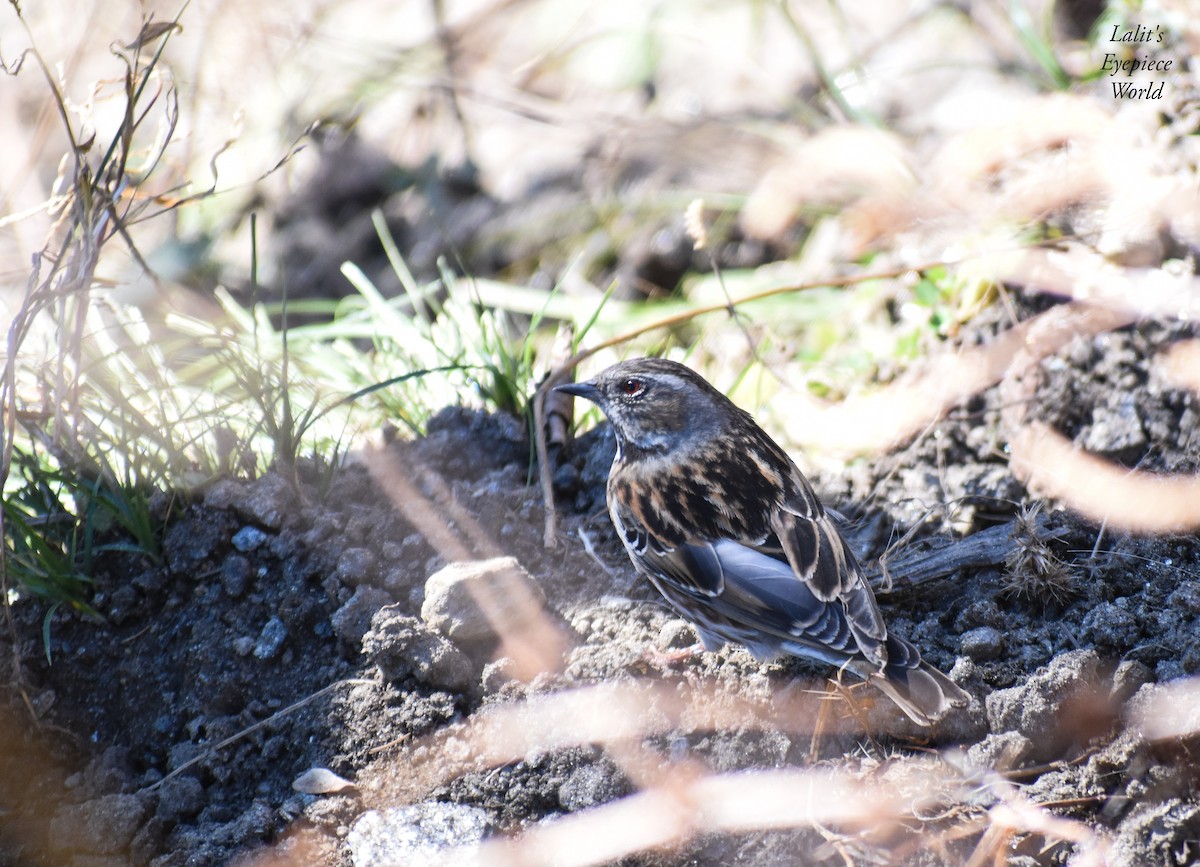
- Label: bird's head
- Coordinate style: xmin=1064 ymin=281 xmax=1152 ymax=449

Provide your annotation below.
xmin=553 ymin=358 xmax=732 ymax=457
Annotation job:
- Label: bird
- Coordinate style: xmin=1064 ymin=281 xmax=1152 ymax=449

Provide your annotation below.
xmin=555 ymin=357 xmax=969 ymax=725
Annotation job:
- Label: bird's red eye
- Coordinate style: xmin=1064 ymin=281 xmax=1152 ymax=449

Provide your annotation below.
xmin=619 ymin=378 xmax=644 ymax=397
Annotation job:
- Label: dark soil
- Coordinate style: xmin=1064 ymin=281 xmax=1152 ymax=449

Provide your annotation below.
xmin=3 ymin=298 xmax=1200 ymax=866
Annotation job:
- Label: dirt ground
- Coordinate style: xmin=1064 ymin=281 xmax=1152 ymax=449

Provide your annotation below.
xmin=2 ymin=291 xmax=1200 ymax=865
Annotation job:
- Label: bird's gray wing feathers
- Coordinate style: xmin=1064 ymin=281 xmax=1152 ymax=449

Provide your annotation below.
xmin=631 ymin=527 xmax=970 ymax=726
xmin=687 ymin=542 xmax=969 ymax=725
xmin=770 ymin=472 xmax=851 ymax=599
xmin=640 ymin=539 xmax=860 ymax=662
xmin=644 ymin=536 xmax=725 ymax=597
xmin=700 ymin=540 xmax=861 ymax=657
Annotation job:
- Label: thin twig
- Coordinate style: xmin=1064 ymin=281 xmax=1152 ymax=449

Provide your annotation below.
xmin=144 ymin=678 xmax=378 ymax=792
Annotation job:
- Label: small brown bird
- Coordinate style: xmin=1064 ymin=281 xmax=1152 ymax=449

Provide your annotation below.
xmin=556 ymin=357 xmax=968 ymax=725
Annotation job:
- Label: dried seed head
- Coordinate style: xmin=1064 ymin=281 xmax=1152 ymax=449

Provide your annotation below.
xmin=1001 ymin=502 xmax=1076 ymax=604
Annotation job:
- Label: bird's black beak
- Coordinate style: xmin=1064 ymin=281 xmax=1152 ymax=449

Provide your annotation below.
xmin=553 ymin=380 xmax=601 ymax=403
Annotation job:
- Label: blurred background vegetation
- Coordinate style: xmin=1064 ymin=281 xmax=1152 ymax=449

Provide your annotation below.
xmin=1 ymin=0 xmax=1194 ymax=616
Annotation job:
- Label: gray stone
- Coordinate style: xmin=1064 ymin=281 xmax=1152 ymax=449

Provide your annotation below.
xmin=1082 ymin=397 xmax=1147 ymax=455
xmin=163 ymin=515 xmax=226 ymax=575
xmin=480 ymin=657 xmax=524 ymax=696
xmin=337 ymin=548 xmax=378 ymax=588
xmin=1111 ymin=799 xmax=1200 ymax=867
xmin=960 ymin=626 xmax=1004 ymax=661
xmin=221 ymin=555 xmax=251 ymax=598
xmin=421 ymin=557 xmax=548 ymax=650
xmin=656 ymin=619 xmax=698 ymax=651
xmin=1110 ymin=660 xmax=1153 ymax=706
xmin=985 ymin=649 xmax=1103 ymax=762
xmin=156 ymin=777 xmax=205 ymax=823
xmin=1082 ymin=600 xmax=1141 ymax=650
xmin=235 ymin=473 xmax=295 ymax=530
xmin=558 ymin=763 xmax=625 ymax=812
xmin=965 ymin=731 xmax=1034 ymax=771
xmin=347 ymin=802 xmax=490 ymax=867
xmin=204 ymin=473 xmax=295 ymax=530
xmin=253 ymin=616 xmax=289 ymax=659
xmin=231 ymin=526 xmax=270 ymax=552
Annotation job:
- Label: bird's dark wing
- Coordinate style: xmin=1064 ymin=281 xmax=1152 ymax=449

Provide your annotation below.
xmin=641 ymin=538 xmax=864 ymax=665
xmin=645 ymin=536 xmax=726 ymax=598
xmin=761 ymin=468 xmax=889 ymax=665
xmin=610 ymin=461 xmax=887 ymax=666
xmin=618 ymin=507 xmax=969 ymax=725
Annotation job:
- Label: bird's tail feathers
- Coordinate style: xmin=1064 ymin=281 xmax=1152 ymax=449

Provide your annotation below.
xmin=867 ymin=659 xmax=971 ymax=726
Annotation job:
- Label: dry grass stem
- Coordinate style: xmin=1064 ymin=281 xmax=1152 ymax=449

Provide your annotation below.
xmin=1010 ymin=422 xmax=1200 ymax=533
xmin=985 ymin=246 xmax=1200 ymax=321
xmin=445 ymin=764 xmax=961 ymax=867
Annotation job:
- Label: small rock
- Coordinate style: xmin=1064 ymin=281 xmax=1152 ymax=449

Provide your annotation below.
xmin=105 ymin=585 xmax=138 ymax=626
xmin=219 ymin=799 xmax=276 ymax=845
xmin=383 ymin=565 xmax=416 ymax=598
xmin=558 ymin=763 xmax=626 ymax=812
xmin=657 ymin=619 xmax=698 ymax=651
xmin=132 ymin=569 xmax=166 ymax=594
xmin=156 ymin=777 xmax=205 ymax=823
xmin=166 ymin=742 xmax=202 ymax=774
xmin=232 ymin=636 xmax=255 ymax=657
xmin=82 ymin=746 xmax=133 ymax=797
xmin=231 ymin=526 xmax=270 ymax=552
xmin=293 ymin=767 xmax=356 ymax=795
xmin=1081 ymin=398 xmax=1147 ymax=456
xmin=421 ymin=557 xmax=548 ymax=650
xmin=200 ymin=478 xmax=244 ymax=510
xmin=346 ymin=802 xmax=490 ymax=867
xmin=960 ymin=626 xmax=1004 ymax=661
xmin=363 ymin=606 xmax=477 ymax=693
xmin=253 ymin=616 xmax=289 ymax=660
xmin=268 ymin=529 xmax=303 ymax=560
xmin=1110 ymin=799 xmax=1200 ymax=867
xmin=480 ymin=657 xmax=523 ymax=695
xmin=337 ymin=548 xmax=378 ymax=588
xmin=236 ymin=473 xmax=295 ymax=530
xmin=1111 ymin=660 xmax=1153 ymax=706
xmin=332 ymin=586 xmax=393 ymax=646
xmin=221 ymin=556 xmax=251 ymax=598
xmin=50 ymin=794 xmax=146 ymax=855
xmin=1170 ymin=581 xmax=1200 ymax=616
xmin=163 ymin=511 xmax=231 ymax=575
xmin=304 ymin=793 xmax=361 ymax=831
